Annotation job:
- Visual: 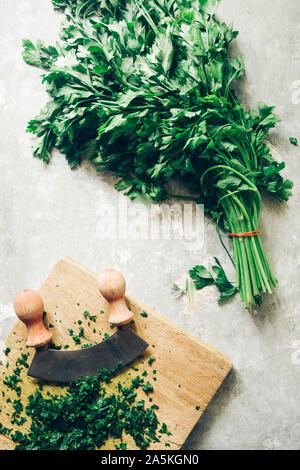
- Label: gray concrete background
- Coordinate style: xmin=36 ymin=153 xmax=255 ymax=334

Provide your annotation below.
xmin=0 ymin=0 xmax=300 ymax=450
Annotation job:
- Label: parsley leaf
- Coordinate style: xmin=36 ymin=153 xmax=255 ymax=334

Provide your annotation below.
xmin=289 ymin=137 xmax=298 ymax=146
xmin=190 ymin=258 xmax=238 ymax=303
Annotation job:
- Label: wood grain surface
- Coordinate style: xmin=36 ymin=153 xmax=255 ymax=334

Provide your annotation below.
xmin=0 ymin=256 xmax=232 ymax=450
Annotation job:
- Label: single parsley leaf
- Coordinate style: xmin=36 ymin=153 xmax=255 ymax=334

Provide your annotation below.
xmin=190 ymin=258 xmax=238 ymax=302
xmin=289 ymin=137 xmax=298 ymax=146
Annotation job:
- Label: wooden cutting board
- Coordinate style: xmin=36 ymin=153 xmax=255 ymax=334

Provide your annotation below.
xmin=0 ymin=256 xmax=232 ymax=450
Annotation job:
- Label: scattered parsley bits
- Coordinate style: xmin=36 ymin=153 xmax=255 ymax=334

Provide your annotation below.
xmin=115 ymin=441 xmax=127 ymax=450
xmin=16 ymin=353 xmax=29 ymax=369
xmin=11 ymin=400 xmax=26 ymax=426
xmin=142 ymin=382 xmax=154 ymax=395
xmin=159 ymin=423 xmax=168 ymax=434
xmin=140 ymin=312 xmax=148 ymax=318
xmin=67 ymin=326 xmax=85 ymax=345
xmin=83 ymin=311 xmax=96 ymax=322
xmin=0 ymin=424 xmax=12 ymax=437
xmin=2 ymin=363 xmax=166 ymax=450
xmin=3 ymin=348 xmax=11 ymax=356
xmin=148 ymin=357 xmax=156 ymax=366
xmin=3 ymin=373 xmax=22 ymax=396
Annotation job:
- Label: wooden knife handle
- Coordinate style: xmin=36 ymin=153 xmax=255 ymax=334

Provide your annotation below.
xmin=14 ymin=290 xmax=52 ymax=348
xmin=97 ymin=269 xmax=134 ymax=326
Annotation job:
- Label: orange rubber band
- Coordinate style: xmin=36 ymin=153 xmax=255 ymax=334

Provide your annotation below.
xmin=230 ymin=230 xmax=260 ymax=238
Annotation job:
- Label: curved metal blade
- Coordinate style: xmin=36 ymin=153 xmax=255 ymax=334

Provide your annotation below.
xmin=28 ymin=328 xmax=148 ymax=383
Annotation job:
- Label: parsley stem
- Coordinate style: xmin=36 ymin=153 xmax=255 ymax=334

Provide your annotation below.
xmin=201 ymin=164 xmax=262 ymax=213
xmin=137 ymin=1 xmax=160 ymax=35
xmin=220 ymin=188 xmax=276 ymax=309
xmin=216 ymin=216 xmax=235 ymax=268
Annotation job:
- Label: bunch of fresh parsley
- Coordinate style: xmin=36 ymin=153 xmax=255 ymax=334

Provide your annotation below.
xmin=22 ymin=0 xmax=293 ymax=309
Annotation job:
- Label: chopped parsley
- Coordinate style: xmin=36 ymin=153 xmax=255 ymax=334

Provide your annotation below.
xmin=16 ymin=353 xmax=29 ymax=369
xmin=3 ymin=373 xmax=22 ymax=396
xmin=4 ymin=363 xmax=165 ymax=450
xmin=148 ymin=357 xmax=156 ymax=366
xmin=68 ymin=327 xmax=84 ymax=345
xmin=83 ymin=311 xmax=96 ymax=322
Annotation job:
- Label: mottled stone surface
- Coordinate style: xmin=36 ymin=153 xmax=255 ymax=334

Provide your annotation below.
xmin=0 ymin=0 xmax=300 ymax=450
